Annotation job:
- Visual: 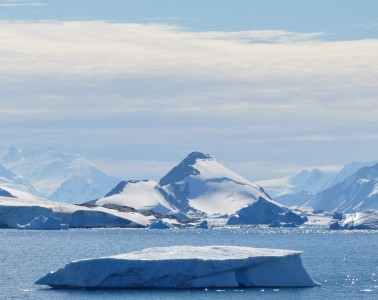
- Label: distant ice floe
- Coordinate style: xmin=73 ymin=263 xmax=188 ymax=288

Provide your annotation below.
xmin=35 ymin=246 xmax=319 ymax=289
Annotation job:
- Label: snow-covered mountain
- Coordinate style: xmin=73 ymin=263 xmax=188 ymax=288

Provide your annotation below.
xmin=95 ymin=180 xmax=179 ymax=215
xmin=0 ymin=146 xmax=120 ymax=203
xmin=159 ymin=152 xmax=283 ymax=216
xmin=0 ymin=185 xmax=150 ymax=228
xmin=274 ymin=191 xmax=316 ymax=208
xmin=302 ymin=163 xmax=378 ymax=213
xmin=257 ymin=169 xmax=335 ymax=198
xmin=258 ymin=161 xmax=377 ymax=202
xmin=0 ymin=163 xmax=37 ymax=194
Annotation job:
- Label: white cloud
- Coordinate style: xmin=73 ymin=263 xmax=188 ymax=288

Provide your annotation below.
xmin=0 ymin=21 xmax=376 ymax=82
xmin=0 ymin=2 xmax=46 ymax=7
xmin=0 ymin=21 xmax=377 ymax=180
xmin=0 ymin=21 xmax=376 ymax=124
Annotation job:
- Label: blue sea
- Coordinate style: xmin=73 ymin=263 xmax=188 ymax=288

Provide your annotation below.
xmin=1 ymin=224 xmax=377 ymax=299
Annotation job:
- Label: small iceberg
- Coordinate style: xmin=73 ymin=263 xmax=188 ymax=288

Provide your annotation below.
xmin=181 ymin=220 xmax=209 ymax=229
xmin=194 ymin=220 xmax=209 ymax=229
xmin=35 ymin=245 xmax=319 ymax=289
xmin=17 ymin=216 xmax=69 ymax=230
xmin=148 ymin=219 xmax=174 ymax=229
xmin=329 ymin=210 xmax=378 ymax=230
xmin=227 ymin=197 xmax=306 ymax=226
xmin=268 ymin=220 xmax=298 ymax=228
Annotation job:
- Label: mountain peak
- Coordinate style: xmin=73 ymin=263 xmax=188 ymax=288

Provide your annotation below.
xmin=2 ymin=146 xmax=22 ymax=161
xmin=184 ymin=152 xmax=214 ymax=164
xmin=159 ymin=152 xmax=214 ymax=187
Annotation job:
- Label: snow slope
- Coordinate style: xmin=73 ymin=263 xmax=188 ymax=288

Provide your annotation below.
xmin=159 ymin=152 xmax=272 ymax=216
xmin=0 ymin=163 xmax=37 ymax=194
xmin=0 ymin=146 xmax=120 ymax=203
xmin=35 ymin=245 xmax=318 ymax=288
xmin=0 ymin=186 xmax=150 ymax=228
xmin=329 ymin=210 xmax=378 ymax=230
xmin=95 ymin=180 xmax=179 ymax=215
xmin=302 ymin=163 xmax=378 ymax=212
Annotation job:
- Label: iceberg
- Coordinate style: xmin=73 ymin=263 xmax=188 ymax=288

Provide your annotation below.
xmin=329 ymin=210 xmax=378 ymax=230
xmin=16 ymin=215 xmax=69 ymax=230
xmin=194 ymin=220 xmax=209 ymax=229
xmin=227 ymin=197 xmax=306 ymax=226
xmin=35 ymin=246 xmax=319 ymax=289
xmin=148 ymin=219 xmax=174 ymax=229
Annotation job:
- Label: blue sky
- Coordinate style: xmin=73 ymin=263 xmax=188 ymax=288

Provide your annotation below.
xmin=0 ymin=0 xmax=377 ymax=181
xmin=1 ymin=0 xmax=378 ymax=40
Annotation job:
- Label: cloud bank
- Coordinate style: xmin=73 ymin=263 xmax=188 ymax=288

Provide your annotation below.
xmin=0 ymin=21 xmax=377 ymax=180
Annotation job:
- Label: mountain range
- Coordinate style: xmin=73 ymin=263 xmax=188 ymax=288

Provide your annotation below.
xmin=0 ymin=146 xmax=120 ymax=203
xmin=301 ymin=163 xmax=378 ymax=212
xmin=257 ymin=161 xmax=377 ymax=199
xmin=1 ymin=145 xmax=377 ymax=215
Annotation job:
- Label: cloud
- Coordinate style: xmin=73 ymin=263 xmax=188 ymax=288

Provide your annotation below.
xmin=0 ymin=21 xmax=376 ymax=81
xmin=0 ymin=21 xmax=377 ymax=180
xmin=0 ymin=21 xmax=377 ymax=118
xmin=0 ymin=2 xmax=47 ymax=7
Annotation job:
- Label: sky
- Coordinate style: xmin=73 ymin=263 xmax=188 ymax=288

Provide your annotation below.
xmin=0 ymin=0 xmax=378 ymax=181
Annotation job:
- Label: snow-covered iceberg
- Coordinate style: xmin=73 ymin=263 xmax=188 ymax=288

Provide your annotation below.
xmin=329 ymin=210 xmax=378 ymax=230
xmin=35 ymin=245 xmax=319 ymax=289
xmin=227 ymin=197 xmax=306 ymax=226
xmin=17 ymin=215 xmax=69 ymax=230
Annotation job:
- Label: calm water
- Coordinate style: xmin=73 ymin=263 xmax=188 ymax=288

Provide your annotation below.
xmin=0 ymin=225 xmax=377 ymax=300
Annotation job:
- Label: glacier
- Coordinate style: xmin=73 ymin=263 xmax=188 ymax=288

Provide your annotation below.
xmin=0 ymin=186 xmax=150 ymax=228
xmin=329 ymin=210 xmax=378 ymax=230
xmin=35 ymin=245 xmax=319 ymax=289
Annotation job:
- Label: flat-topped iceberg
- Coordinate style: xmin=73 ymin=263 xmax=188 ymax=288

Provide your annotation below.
xmin=36 ymin=245 xmax=319 ymax=289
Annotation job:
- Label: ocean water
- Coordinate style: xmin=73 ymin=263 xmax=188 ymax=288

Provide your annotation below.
xmin=1 ymin=225 xmax=377 ymax=300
